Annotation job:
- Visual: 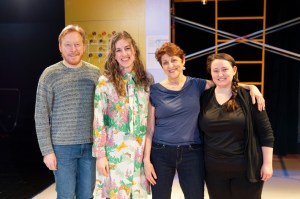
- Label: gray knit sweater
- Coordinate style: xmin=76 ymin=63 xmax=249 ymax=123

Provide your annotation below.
xmin=35 ymin=61 xmax=101 ymax=156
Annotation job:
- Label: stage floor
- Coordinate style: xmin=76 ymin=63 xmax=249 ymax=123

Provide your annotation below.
xmin=33 ymin=155 xmax=300 ymax=199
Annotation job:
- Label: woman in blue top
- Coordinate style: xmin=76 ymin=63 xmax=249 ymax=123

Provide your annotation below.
xmin=143 ymin=42 xmax=265 ymax=199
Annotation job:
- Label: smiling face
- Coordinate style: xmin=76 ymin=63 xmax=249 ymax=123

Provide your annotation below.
xmin=210 ymin=59 xmax=237 ymax=88
xmin=114 ymin=38 xmax=136 ymax=73
xmin=59 ymin=31 xmax=85 ymax=67
xmin=161 ymin=54 xmax=185 ymax=80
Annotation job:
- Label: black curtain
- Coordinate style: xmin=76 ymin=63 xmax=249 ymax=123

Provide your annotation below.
xmin=265 ymin=1 xmax=300 ymax=155
xmin=174 ymin=0 xmax=300 ymax=155
xmin=0 ymin=0 xmax=64 ymax=195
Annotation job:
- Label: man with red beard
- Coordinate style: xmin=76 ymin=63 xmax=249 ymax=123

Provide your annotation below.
xmin=35 ymin=25 xmax=100 ymax=199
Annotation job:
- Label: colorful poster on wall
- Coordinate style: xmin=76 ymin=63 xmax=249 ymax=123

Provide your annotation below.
xmin=71 ymin=20 xmax=139 ymax=72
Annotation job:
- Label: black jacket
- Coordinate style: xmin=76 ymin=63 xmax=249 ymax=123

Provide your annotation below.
xmin=200 ymin=87 xmax=274 ymax=183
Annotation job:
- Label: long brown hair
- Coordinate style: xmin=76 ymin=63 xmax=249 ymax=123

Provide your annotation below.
xmin=207 ymin=53 xmax=239 ymax=111
xmin=104 ymin=31 xmax=151 ymax=96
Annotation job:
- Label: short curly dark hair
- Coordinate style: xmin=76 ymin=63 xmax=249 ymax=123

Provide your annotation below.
xmin=155 ymin=42 xmax=185 ymax=66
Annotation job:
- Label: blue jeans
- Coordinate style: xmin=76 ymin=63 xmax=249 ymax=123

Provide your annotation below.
xmin=53 ymin=143 xmax=96 ymax=199
xmin=150 ymin=142 xmax=204 ymax=199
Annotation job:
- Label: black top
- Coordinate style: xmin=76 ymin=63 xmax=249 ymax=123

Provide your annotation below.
xmin=199 ymin=93 xmax=245 ymax=158
xmin=200 ymin=87 xmax=274 ymax=183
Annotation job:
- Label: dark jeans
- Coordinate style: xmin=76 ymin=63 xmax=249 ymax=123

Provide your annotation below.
xmin=150 ymin=142 xmax=204 ymax=199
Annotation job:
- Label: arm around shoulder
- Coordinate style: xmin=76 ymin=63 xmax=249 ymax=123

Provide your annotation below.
xmin=205 ymin=80 xmax=215 ymax=90
xmin=239 ymin=83 xmax=265 ymax=111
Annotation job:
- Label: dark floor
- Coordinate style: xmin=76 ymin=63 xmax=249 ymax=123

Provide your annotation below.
xmin=0 ymin=131 xmax=54 ymax=199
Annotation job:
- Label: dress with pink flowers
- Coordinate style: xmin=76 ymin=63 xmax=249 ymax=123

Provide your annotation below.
xmin=93 ymin=73 xmax=150 ymax=199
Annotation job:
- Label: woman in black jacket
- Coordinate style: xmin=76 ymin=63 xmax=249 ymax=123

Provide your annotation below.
xmin=199 ymin=53 xmax=274 ymax=199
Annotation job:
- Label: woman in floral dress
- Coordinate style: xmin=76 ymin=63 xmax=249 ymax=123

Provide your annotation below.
xmin=93 ymin=31 xmax=152 ymax=199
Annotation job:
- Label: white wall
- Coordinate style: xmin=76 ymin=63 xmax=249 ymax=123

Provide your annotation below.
xmin=145 ymin=0 xmax=170 ymax=83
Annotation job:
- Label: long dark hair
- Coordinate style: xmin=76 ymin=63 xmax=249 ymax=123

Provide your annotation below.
xmin=207 ymin=53 xmax=239 ymax=111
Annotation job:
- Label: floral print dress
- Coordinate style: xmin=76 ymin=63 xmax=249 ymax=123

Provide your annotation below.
xmin=93 ymin=73 xmax=150 ymax=199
